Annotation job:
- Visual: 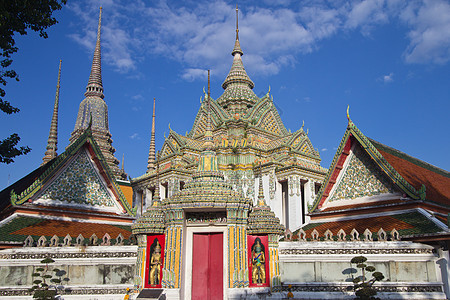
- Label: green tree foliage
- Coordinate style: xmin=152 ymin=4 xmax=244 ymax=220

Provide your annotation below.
xmin=0 ymin=0 xmax=67 ymax=164
xmin=351 ymin=256 xmax=385 ymax=300
xmin=29 ymin=257 xmax=68 ymax=299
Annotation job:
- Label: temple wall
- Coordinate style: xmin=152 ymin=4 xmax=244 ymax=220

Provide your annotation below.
xmin=279 ymin=241 xmax=448 ymax=300
xmin=0 ymin=246 xmax=137 ymax=299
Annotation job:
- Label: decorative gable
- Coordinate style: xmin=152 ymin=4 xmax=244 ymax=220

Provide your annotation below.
xmin=329 ymin=145 xmax=397 ymax=202
xmin=39 ymin=148 xmax=115 ymax=207
xmin=259 ymin=111 xmax=282 ymax=135
xmin=160 ymin=142 xmax=175 ymax=157
xmin=193 ymin=113 xmax=207 ymax=137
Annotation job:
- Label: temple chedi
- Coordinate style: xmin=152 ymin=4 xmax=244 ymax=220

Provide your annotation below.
xmin=69 ymin=7 xmax=127 ymax=180
xmin=132 ymin=6 xmax=327 ymax=233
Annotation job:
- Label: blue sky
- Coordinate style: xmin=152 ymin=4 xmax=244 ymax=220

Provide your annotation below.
xmin=1 ymin=0 xmax=449 ymax=190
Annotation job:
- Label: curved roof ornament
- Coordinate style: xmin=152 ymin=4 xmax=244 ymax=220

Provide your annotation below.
xmin=347 ymin=104 xmax=351 ymax=123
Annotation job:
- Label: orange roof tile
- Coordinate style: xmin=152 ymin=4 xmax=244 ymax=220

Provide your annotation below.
xmin=303 ymin=215 xmax=413 ymax=237
xmin=373 ymin=142 xmax=450 ymax=207
xmin=12 ymin=219 xmax=132 ymax=239
xmin=119 ymin=184 xmax=133 ymax=207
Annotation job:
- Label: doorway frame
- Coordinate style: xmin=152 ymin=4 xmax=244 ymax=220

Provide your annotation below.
xmin=183 ymin=225 xmax=228 ymax=300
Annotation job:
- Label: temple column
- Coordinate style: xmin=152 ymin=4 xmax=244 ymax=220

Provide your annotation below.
xmin=134 ymin=189 xmax=144 ymax=217
xmin=144 ymin=188 xmax=153 ymax=211
xmin=162 ymin=209 xmax=183 ymax=290
xmin=135 ymin=234 xmax=147 ymax=289
xmin=303 ymin=179 xmax=315 ymax=224
xmin=287 ymin=176 xmax=301 ymax=230
xmin=227 ymin=208 xmax=249 ymax=288
xmin=268 ymin=233 xmax=281 ymax=290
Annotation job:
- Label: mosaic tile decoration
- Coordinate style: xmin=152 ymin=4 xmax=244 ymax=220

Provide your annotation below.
xmin=40 ymin=148 xmax=115 ymax=207
xmin=330 ymin=145 xmax=396 ymax=201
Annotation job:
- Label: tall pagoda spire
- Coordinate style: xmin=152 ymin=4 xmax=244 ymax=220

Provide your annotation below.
xmin=232 ymin=4 xmax=243 ymax=56
xmin=147 ymin=98 xmax=157 ymax=172
xmin=257 ymin=156 xmax=266 ymax=206
xmin=217 ymin=5 xmax=258 ymax=114
xmin=85 ymin=7 xmax=104 ymax=99
xmin=69 ymin=7 xmax=127 ymax=180
xmin=42 ymin=60 xmax=62 ymax=165
xmin=197 ymin=70 xmax=218 ymax=173
xmin=203 ymin=70 xmax=214 ymax=150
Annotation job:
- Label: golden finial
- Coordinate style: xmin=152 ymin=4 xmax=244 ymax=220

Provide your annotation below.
xmin=236 ymin=4 xmax=239 ymax=41
xmin=347 ymin=105 xmax=351 ymax=122
xmin=268 ymin=85 xmax=271 ymax=93
xmin=301 ymin=120 xmax=304 ymax=129
xmin=207 ymin=69 xmax=211 ymax=99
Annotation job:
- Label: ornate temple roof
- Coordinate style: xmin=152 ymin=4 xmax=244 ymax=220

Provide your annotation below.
xmin=312 ymin=113 xmax=449 ymax=213
xmin=303 ymin=111 xmax=449 ymax=242
xmin=0 ymin=126 xmax=134 ymax=217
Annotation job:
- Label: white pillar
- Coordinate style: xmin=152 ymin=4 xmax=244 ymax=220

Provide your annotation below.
xmin=287 ymin=176 xmax=301 ymax=230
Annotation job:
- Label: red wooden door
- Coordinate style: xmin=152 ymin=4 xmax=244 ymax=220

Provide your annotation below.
xmin=192 ymin=232 xmax=223 ymax=300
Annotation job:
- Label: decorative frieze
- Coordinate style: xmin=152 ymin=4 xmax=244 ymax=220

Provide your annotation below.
xmin=0 ymin=286 xmax=132 ymax=297
xmin=0 ymin=251 xmax=137 ymax=260
xmin=280 ymin=248 xmax=433 ymax=255
xmin=280 ymin=283 xmax=443 ymax=293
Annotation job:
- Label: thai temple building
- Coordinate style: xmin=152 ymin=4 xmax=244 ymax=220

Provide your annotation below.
xmin=0 ymin=6 xmax=449 ymax=300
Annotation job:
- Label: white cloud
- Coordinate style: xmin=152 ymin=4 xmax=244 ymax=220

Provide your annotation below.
xmin=382 ymin=72 xmax=394 ymax=83
xmin=182 ymin=68 xmax=208 ymax=82
xmin=130 ymin=133 xmax=139 ymax=139
xmin=345 ymin=0 xmax=389 ymax=34
xmin=321 ymin=148 xmax=328 ymax=152
xmin=67 ymin=0 xmax=450 ymax=81
xmin=67 ymin=1 xmax=139 ymax=72
xmin=401 ymin=0 xmax=450 ymax=64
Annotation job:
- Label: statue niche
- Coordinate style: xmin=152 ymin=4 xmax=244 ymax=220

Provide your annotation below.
xmin=251 ymin=237 xmax=266 ymax=284
xmin=148 ymin=238 xmax=162 ymax=286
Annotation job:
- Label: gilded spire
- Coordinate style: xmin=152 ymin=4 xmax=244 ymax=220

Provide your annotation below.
xmin=232 ymin=4 xmax=243 ymax=56
xmin=147 ymin=97 xmax=156 ymax=172
xmin=42 ymin=60 xmax=62 ymax=165
xmin=85 ymin=7 xmax=104 ymax=99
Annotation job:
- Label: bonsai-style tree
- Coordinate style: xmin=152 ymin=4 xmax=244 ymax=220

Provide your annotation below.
xmin=351 ymin=256 xmax=385 ymax=300
xmin=29 ymin=257 xmax=67 ymax=299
